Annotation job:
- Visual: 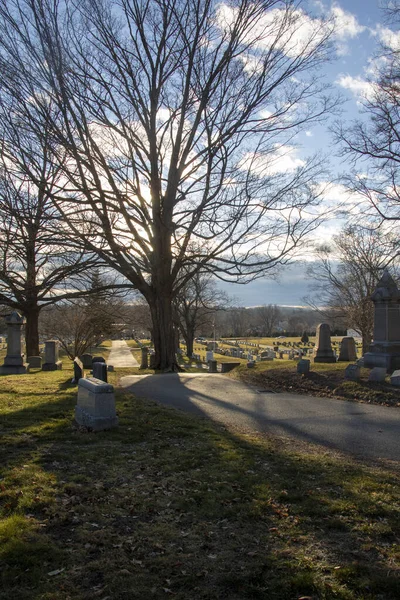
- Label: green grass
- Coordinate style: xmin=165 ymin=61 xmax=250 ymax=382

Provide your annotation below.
xmin=0 ymin=368 xmax=399 ymax=599
xmin=125 ymin=339 xmax=140 ymax=348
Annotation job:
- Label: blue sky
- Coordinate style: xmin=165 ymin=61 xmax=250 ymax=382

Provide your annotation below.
xmin=221 ymin=0 xmax=394 ymax=308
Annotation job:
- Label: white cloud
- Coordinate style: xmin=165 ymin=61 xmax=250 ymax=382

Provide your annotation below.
xmin=374 ymin=25 xmax=400 ymax=51
xmin=259 ymin=109 xmax=273 ymax=119
xmin=335 ymin=74 xmax=375 ymax=99
xmin=239 ymin=146 xmax=306 ymax=177
xmin=331 ymin=5 xmax=365 ymax=41
xmin=305 ymin=130 xmax=313 ymax=137
xmin=217 ymin=5 xmax=330 ymax=60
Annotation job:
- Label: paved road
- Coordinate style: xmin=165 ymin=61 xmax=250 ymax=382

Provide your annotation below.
xmin=108 ymin=340 xmax=139 ymax=367
xmin=120 ymin=373 xmax=400 ymax=463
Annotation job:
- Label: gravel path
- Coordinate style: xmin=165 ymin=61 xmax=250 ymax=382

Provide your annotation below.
xmin=108 ymin=340 xmax=139 ymax=367
xmin=120 ymin=372 xmax=400 ymax=464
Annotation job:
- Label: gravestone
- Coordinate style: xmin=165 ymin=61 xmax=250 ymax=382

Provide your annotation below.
xmin=149 ymin=352 xmax=156 ymax=369
xmin=28 ymin=356 xmax=42 ymax=369
xmin=364 ymin=270 xmax=400 ymax=372
xmin=93 ymin=361 xmax=107 ymax=382
xmin=297 ymin=359 xmax=310 ymax=374
xmin=345 ymin=364 xmax=360 ymax=381
xmin=368 ymin=367 xmax=387 ymax=382
xmin=390 ymin=369 xmax=400 ymax=386
xmin=0 ymin=312 xmax=29 ymax=374
xmin=140 ymin=347 xmax=149 ymax=369
xmin=107 ymin=364 xmax=114 ymax=372
xmin=75 ymin=377 xmax=118 ymax=431
xmin=206 ymin=351 xmax=214 ymax=363
xmin=260 ymin=350 xmax=274 ymax=361
xmin=80 ymin=353 xmax=93 ymax=369
xmin=92 ymin=356 xmax=105 ymax=364
xmin=208 ymin=360 xmax=217 ymax=373
xmin=42 ymin=340 xmax=62 ymax=371
xmin=338 ymin=337 xmax=357 ymax=362
xmin=72 ymin=357 xmax=84 ymax=384
xmin=220 ymin=362 xmax=240 ymax=373
xmin=313 ymin=323 xmax=336 ymax=363
xmin=247 ymin=361 xmax=255 ymax=368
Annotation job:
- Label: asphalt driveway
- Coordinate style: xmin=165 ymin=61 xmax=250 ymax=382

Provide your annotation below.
xmin=120 ymin=373 xmax=400 ymax=464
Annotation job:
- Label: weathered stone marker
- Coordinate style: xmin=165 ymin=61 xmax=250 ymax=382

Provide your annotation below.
xmin=208 ymin=359 xmax=218 ymax=373
xmin=297 ymin=359 xmax=310 ymax=374
xmin=0 ymin=311 xmax=29 ymax=374
xmin=364 ymin=270 xmax=400 ymax=372
xmin=80 ymin=353 xmax=93 ymax=369
xmin=93 ymin=361 xmax=108 ymax=382
xmin=338 ymin=337 xmax=357 ymax=362
xmin=28 ymin=355 xmax=42 ymax=369
xmin=72 ymin=357 xmax=84 ymax=384
xmin=140 ymin=347 xmax=148 ymax=369
xmin=42 ymin=340 xmax=62 ymax=371
xmin=344 ymin=364 xmax=360 ymax=381
xmin=368 ymin=367 xmax=387 ymax=382
xmin=92 ymin=356 xmax=105 ymax=364
xmin=75 ymin=377 xmax=118 ymax=431
xmin=390 ymin=369 xmax=400 ymax=386
xmin=313 ymin=323 xmax=336 ymax=363
xmin=220 ymin=362 xmax=240 ymax=373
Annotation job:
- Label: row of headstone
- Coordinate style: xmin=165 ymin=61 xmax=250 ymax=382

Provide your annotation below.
xmin=73 ymin=355 xmax=110 ymax=384
xmin=0 ymin=314 xmax=64 ymax=375
xmin=0 ymin=312 xmax=29 ymax=374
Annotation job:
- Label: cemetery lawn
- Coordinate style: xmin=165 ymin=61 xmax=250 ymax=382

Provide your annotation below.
xmin=232 ymin=362 xmax=400 ymax=407
xmin=1 ymin=369 xmax=400 ymax=600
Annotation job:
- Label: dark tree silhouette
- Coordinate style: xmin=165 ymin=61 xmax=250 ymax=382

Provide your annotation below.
xmin=0 ymin=0 xmax=336 ymax=369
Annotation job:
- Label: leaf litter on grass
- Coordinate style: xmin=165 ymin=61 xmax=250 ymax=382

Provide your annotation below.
xmin=0 ymin=370 xmax=399 ymax=599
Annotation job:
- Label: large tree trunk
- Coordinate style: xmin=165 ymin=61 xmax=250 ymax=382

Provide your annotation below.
xmin=185 ymin=334 xmax=194 ymax=359
xmin=361 ymin=329 xmax=372 ymax=355
xmin=149 ymin=293 xmax=179 ymax=371
xmin=24 ymin=307 xmax=40 ymax=357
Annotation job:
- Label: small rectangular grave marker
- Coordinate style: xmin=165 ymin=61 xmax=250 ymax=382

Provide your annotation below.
xmin=297 ymin=359 xmax=310 ymax=374
xmin=345 ymin=364 xmax=360 ymax=381
xmin=368 ymin=367 xmax=387 ymax=382
xmin=75 ymin=377 xmax=118 ymax=431
xmin=93 ymin=361 xmax=107 ymax=382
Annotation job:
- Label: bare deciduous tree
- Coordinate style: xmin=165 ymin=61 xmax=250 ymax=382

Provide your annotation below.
xmin=306 ymin=226 xmax=398 ymax=353
xmin=0 ymin=0 xmax=337 ymax=369
xmin=40 ymin=272 xmax=128 ymax=358
xmin=335 ymin=1 xmax=400 ymax=224
xmin=254 ymin=304 xmax=282 ymax=336
xmin=0 ymin=140 xmax=101 ymax=357
xmin=174 ymin=272 xmax=229 ymax=357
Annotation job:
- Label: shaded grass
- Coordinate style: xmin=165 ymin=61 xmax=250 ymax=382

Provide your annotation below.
xmin=0 ymin=368 xmax=399 ymax=599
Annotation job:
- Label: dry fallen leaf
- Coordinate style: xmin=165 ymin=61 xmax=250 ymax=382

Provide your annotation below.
xmin=47 ymin=568 xmax=65 ymax=577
